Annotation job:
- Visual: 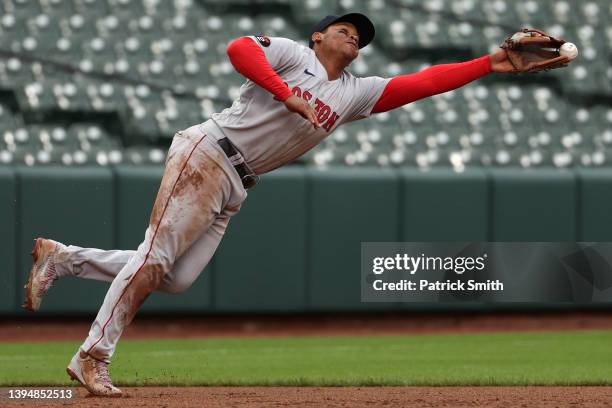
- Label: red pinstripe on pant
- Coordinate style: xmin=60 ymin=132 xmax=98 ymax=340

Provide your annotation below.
xmin=86 ymin=134 xmax=207 ymax=356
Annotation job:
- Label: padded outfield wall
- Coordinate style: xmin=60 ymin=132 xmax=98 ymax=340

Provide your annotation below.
xmin=1 ymin=166 xmax=610 ymax=315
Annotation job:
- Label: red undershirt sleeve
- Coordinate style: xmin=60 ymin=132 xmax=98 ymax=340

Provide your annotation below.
xmin=371 ymin=55 xmax=493 ymax=114
xmin=226 ymin=37 xmax=293 ymax=102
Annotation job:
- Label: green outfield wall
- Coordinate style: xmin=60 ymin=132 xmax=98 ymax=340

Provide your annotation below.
xmin=1 ymin=166 xmax=610 ymax=315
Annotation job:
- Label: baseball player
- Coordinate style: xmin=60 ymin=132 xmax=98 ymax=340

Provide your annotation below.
xmin=22 ymin=13 xmax=567 ymax=396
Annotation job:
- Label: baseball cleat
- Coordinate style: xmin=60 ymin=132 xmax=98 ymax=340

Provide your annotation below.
xmin=22 ymin=238 xmax=61 ymax=312
xmin=66 ymin=351 xmax=122 ymax=397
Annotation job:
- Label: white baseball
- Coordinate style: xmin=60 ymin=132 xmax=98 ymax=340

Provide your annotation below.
xmin=559 ymin=42 xmax=578 ymax=60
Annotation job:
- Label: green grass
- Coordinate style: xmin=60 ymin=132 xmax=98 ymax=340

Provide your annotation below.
xmin=1 ymin=331 xmax=611 ymax=386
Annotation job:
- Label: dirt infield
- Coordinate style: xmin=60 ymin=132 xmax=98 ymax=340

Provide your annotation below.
xmin=2 ymin=311 xmax=612 ymax=342
xmin=3 ymin=386 xmax=612 ymax=407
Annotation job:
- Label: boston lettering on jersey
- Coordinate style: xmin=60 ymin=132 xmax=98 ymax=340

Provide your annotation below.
xmin=274 ymin=83 xmax=340 ymax=132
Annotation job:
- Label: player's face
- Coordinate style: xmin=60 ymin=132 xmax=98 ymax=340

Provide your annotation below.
xmin=322 ymin=23 xmax=360 ymax=60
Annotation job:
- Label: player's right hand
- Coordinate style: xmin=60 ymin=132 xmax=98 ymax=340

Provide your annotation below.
xmin=283 ymin=95 xmax=320 ymax=130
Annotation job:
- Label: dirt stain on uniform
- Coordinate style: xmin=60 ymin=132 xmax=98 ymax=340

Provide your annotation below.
xmin=176 ymin=160 xmax=226 ymax=255
xmin=150 ymin=160 xmax=180 ymax=227
xmin=115 ymin=263 xmax=165 ymax=332
xmin=173 ymin=164 xmax=205 ymax=196
xmin=123 ymin=140 xmax=228 ymax=326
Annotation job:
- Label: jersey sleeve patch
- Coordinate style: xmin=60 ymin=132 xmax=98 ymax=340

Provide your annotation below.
xmin=255 ymin=36 xmax=271 ymax=47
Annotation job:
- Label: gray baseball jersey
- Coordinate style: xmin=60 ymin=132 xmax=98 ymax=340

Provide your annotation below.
xmin=210 ymin=36 xmax=391 ymax=174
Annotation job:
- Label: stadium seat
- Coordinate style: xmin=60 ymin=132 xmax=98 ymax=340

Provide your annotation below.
xmin=0 ymin=0 xmax=608 ymax=168
xmin=291 ymin=0 xmax=339 ymax=25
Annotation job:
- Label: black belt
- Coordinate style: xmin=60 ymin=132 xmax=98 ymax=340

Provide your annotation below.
xmin=217 ymin=137 xmax=258 ymax=189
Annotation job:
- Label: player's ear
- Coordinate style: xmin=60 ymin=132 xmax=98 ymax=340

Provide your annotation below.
xmin=312 ymin=32 xmax=322 ymax=46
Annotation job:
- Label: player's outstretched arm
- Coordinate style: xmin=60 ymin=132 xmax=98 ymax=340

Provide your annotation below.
xmin=371 ymin=55 xmax=494 ymax=114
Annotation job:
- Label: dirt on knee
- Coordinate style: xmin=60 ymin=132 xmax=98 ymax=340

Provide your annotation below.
xmin=118 ymin=262 xmax=166 ymax=327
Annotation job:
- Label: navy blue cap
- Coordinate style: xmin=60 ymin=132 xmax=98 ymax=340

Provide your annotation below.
xmin=308 ymin=13 xmax=375 ymax=49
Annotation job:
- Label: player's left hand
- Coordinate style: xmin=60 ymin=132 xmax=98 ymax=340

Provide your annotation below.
xmin=494 ymin=29 xmax=572 ymax=73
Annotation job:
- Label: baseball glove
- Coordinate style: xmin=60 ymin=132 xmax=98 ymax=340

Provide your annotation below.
xmin=500 ymin=28 xmax=570 ymax=73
